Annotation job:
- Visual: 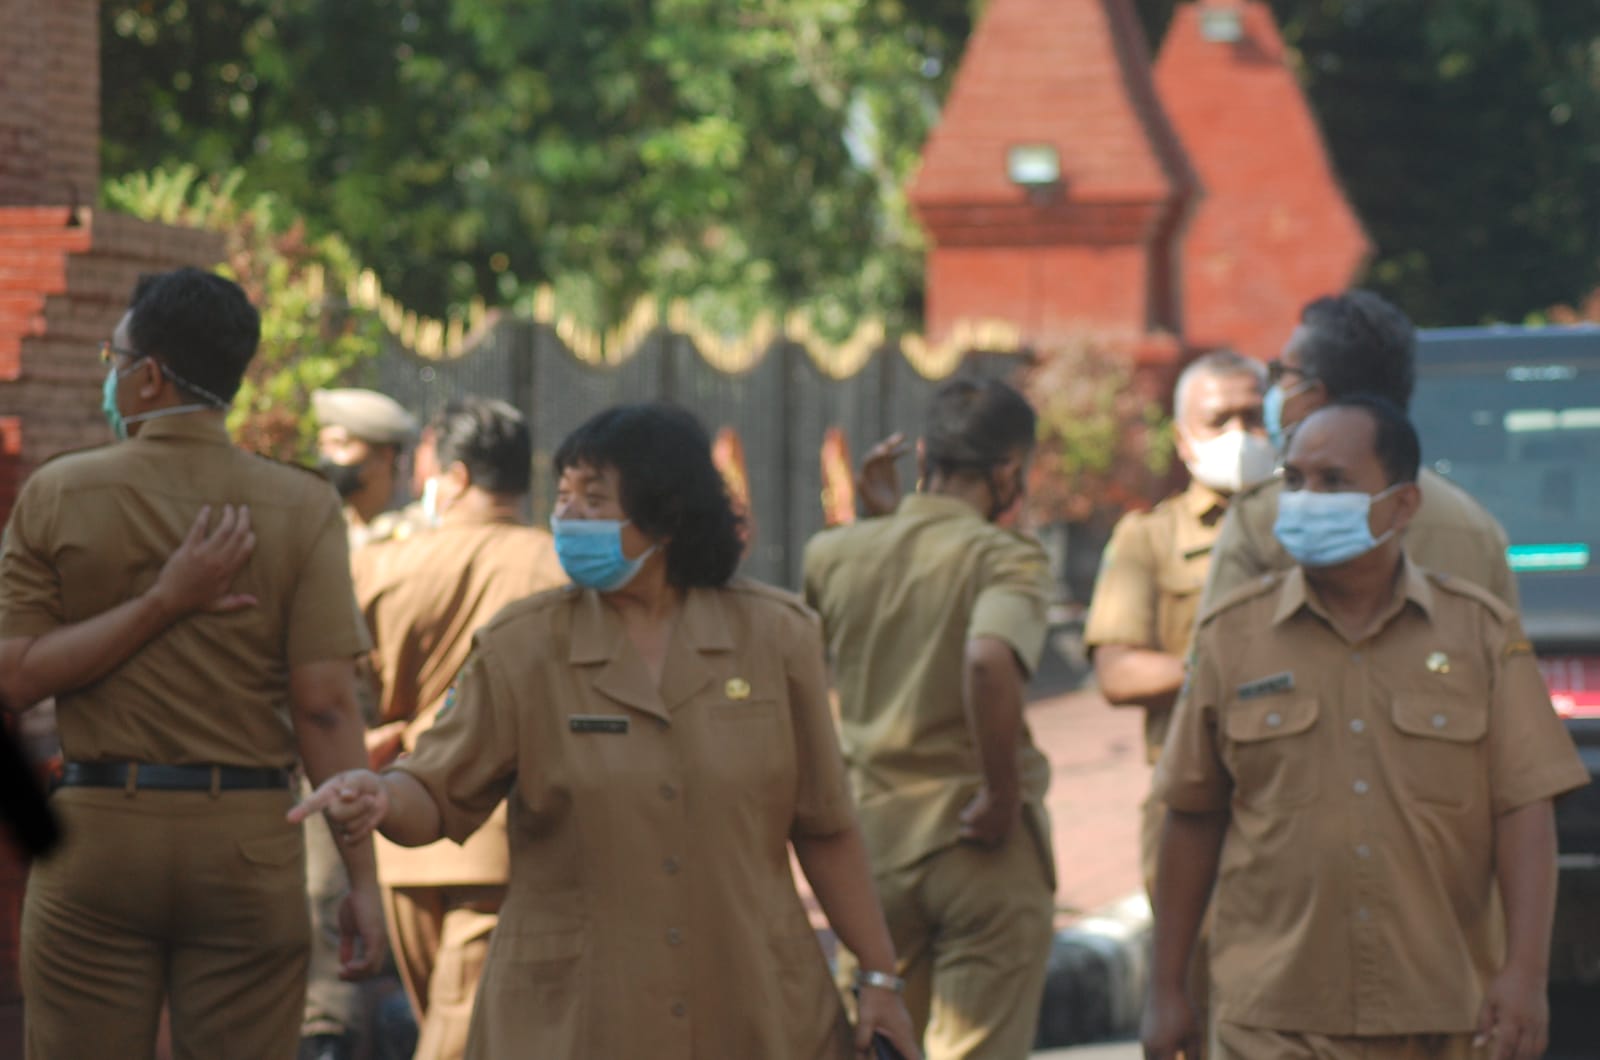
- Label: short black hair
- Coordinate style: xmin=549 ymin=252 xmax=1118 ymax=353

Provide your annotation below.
xmin=127 ymin=267 xmax=260 ymax=405
xmin=1297 ymin=290 xmax=1416 ymax=409
xmin=1324 ymin=393 xmax=1421 ymax=485
xmin=923 ymin=378 xmax=1038 ymax=477
xmin=431 ymin=397 xmax=531 ymax=495
xmin=553 ymin=404 xmax=745 ymax=589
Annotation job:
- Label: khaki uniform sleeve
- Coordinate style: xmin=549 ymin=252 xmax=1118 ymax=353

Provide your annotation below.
xmin=0 ymin=474 xmax=63 ymax=638
xmin=392 ymin=645 xmax=520 ymax=843
xmin=285 ymin=497 xmax=372 ymax=666
xmin=1197 ymin=492 xmax=1272 ymax=622
xmin=786 ymin=609 xmax=856 ymax=837
xmin=1151 ymin=623 xmax=1232 ymax=813
xmin=1487 ymin=621 xmax=1588 ymax=814
xmin=969 ymin=535 xmax=1051 ymax=675
xmin=1083 ymin=512 xmax=1158 ymax=649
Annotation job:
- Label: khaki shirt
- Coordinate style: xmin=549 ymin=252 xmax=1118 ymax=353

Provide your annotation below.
xmin=0 ymin=416 xmax=370 ymax=768
xmin=803 ymin=493 xmax=1054 ymax=879
xmin=1199 ymin=468 xmax=1518 ymax=618
xmin=353 ymin=513 xmax=566 ymax=885
xmin=1156 ymin=561 xmax=1587 ymax=1036
xmin=394 ymin=580 xmax=856 ymax=1059
xmin=1084 ymin=483 xmax=1227 ymax=761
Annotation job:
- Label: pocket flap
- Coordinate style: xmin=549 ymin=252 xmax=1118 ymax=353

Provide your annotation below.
xmin=1391 ymin=696 xmax=1487 ymax=743
xmin=238 ymin=831 xmax=302 ymax=868
xmin=1225 ymin=696 xmax=1318 ymax=743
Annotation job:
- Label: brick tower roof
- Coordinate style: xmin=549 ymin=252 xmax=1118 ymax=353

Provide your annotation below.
xmin=1154 ymin=0 xmax=1371 ymax=359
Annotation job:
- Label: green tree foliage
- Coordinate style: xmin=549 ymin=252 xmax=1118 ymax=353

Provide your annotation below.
xmin=101 ymin=0 xmax=976 ymax=337
xmin=101 ymin=1 xmax=1598 ymax=334
xmin=103 ymin=166 xmax=387 ymax=461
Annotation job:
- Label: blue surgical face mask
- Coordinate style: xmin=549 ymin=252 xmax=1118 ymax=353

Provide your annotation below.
xmin=1274 ymin=484 xmax=1403 ymax=568
xmin=102 ymin=360 xmax=143 ymax=441
xmin=102 ymin=357 xmax=224 ymax=441
xmin=551 ymin=517 xmax=657 ymax=592
xmin=1263 ymin=380 xmax=1314 ymax=453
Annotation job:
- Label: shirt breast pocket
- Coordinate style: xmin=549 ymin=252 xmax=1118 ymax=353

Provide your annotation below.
xmin=1223 ymin=696 xmax=1320 ymax=808
xmin=1389 ymin=695 xmax=1487 ymax=808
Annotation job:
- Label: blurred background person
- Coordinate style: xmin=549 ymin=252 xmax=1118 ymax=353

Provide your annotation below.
xmin=351 ymin=397 xmax=565 ymax=1059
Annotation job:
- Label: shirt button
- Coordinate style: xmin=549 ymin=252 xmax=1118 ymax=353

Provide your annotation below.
xmin=660 ymin=782 xmax=678 ymax=801
xmin=1350 ymin=719 xmax=1366 ymax=735
xmin=667 ymin=928 xmax=683 ymax=946
xmin=1352 ymin=652 xmax=1363 ymax=662
xmin=663 ymin=856 xmax=681 ymax=875
xmin=1265 ymin=713 xmax=1282 ymax=728
xmin=1353 ymin=779 xmax=1369 ymax=795
xmin=1356 ymin=843 xmax=1372 ymax=859
xmin=1431 ymin=713 xmax=1447 ymax=729
xmin=671 ymin=1001 xmax=687 ymax=1018
xmin=1357 ymin=907 xmax=1371 ymax=922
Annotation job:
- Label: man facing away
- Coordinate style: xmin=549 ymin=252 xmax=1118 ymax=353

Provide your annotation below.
xmin=1144 ymin=397 xmax=1585 ymax=1060
xmin=0 ymin=268 xmax=384 ymax=1058
xmin=805 ymin=379 xmax=1055 ymax=1059
xmin=351 ymin=397 xmax=566 ymax=1060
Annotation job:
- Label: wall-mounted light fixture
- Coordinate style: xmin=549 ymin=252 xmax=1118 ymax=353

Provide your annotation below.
xmin=1199 ymin=6 xmax=1244 ymax=43
xmin=1006 ymin=144 xmax=1061 ymax=189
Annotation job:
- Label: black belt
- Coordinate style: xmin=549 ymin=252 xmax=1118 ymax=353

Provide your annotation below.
xmin=59 ymin=762 xmax=292 ymax=792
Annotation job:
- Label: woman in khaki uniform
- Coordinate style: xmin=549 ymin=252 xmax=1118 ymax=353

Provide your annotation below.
xmin=296 ymin=404 xmax=920 ymax=1059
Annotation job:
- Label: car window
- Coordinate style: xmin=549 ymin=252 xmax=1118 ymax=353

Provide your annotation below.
xmin=1413 ymin=359 xmax=1600 ymax=558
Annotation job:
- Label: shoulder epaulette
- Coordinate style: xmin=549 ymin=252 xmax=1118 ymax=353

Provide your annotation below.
xmin=1425 ymin=569 xmax=1515 ymax=623
xmin=1197 ymin=570 xmax=1287 ymax=627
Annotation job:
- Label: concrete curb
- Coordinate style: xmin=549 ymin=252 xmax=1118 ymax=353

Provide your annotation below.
xmin=1034 ymin=893 xmax=1152 ymax=1050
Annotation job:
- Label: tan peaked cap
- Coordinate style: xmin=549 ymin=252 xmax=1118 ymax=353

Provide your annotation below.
xmin=312 ymin=388 xmax=418 ymax=446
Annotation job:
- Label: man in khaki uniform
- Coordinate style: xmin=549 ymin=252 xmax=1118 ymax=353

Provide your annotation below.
xmin=0 ymin=268 xmax=385 ymax=1058
xmin=1201 ymin=290 xmax=1517 ymax=614
xmin=305 ymin=385 xmax=420 ymax=1060
xmin=1085 ymin=350 xmax=1271 ymax=894
xmin=314 ymin=387 xmax=423 ymax=552
xmin=352 ymin=398 xmax=566 ymax=1059
xmin=805 ymin=379 xmax=1055 ymax=1059
xmin=1144 ymin=398 xmax=1586 ymax=1060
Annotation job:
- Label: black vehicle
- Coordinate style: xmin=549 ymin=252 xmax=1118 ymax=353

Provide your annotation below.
xmin=1412 ymin=324 xmax=1600 ymax=983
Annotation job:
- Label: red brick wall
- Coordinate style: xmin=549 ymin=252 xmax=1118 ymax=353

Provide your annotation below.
xmin=0 ymin=0 xmax=98 ymax=209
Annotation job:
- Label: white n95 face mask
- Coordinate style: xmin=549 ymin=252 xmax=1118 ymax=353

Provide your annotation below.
xmin=1184 ymin=429 xmax=1277 ymax=494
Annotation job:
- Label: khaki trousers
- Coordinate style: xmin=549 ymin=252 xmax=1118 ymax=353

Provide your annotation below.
xmin=21 ymin=786 xmax=309 ymax=1060
xmin=1212 ymin=1023 xmax=1479 ymax=1059
xmin=839 ymin=831 xmax=1054 ymax=1060
xmin=301 ymin=778 xmax=362 ymax=1039
xmin=382 ymin=885 xmax=503 ymax=1060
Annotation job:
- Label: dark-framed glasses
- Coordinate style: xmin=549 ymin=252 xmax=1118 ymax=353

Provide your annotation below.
xmin=1265 ymin=359 xmax=1309 ymax=387
xmin=99 ymin=340 xmax=144 ymax=365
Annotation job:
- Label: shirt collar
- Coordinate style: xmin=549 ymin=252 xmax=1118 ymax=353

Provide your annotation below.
xmin=1272 ymin=557 xmax=1434 ymax=632
xmin=1183 ymin=482 xmax=1229 ymax=525
xmin=898 ymin=492 xmax=986 ymax=522
xmin=568 ymin=584 xmax=735 ymax=664
xmin=130 ymin=412 xmax=232 ymax=446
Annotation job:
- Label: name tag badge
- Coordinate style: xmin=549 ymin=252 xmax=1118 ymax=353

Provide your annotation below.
xmin=570 ymin=715 xmax=630 ymax=735
xmin=1236 ymin=672 xmax=1294 ymax=700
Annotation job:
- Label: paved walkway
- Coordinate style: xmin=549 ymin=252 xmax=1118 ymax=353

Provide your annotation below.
xmin=1029 ymin=687 xmax=1150 ymax=925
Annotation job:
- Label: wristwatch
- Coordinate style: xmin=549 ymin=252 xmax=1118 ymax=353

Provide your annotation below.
xmin=855 ymin=968 xmax=906 ymax=994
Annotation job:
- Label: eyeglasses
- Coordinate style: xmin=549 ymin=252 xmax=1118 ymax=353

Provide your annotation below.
xmin=99 ymin=340 xmax=144 ymax=365
xmin=1265 ymin=359 xmax=1310 ymax=387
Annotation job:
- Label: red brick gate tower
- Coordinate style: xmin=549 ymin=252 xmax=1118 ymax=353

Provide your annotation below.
xmin=909 ymin=0 xmax=1195 ymax=358
xmin=0 ymin=0 xmax=223 ymax=1045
